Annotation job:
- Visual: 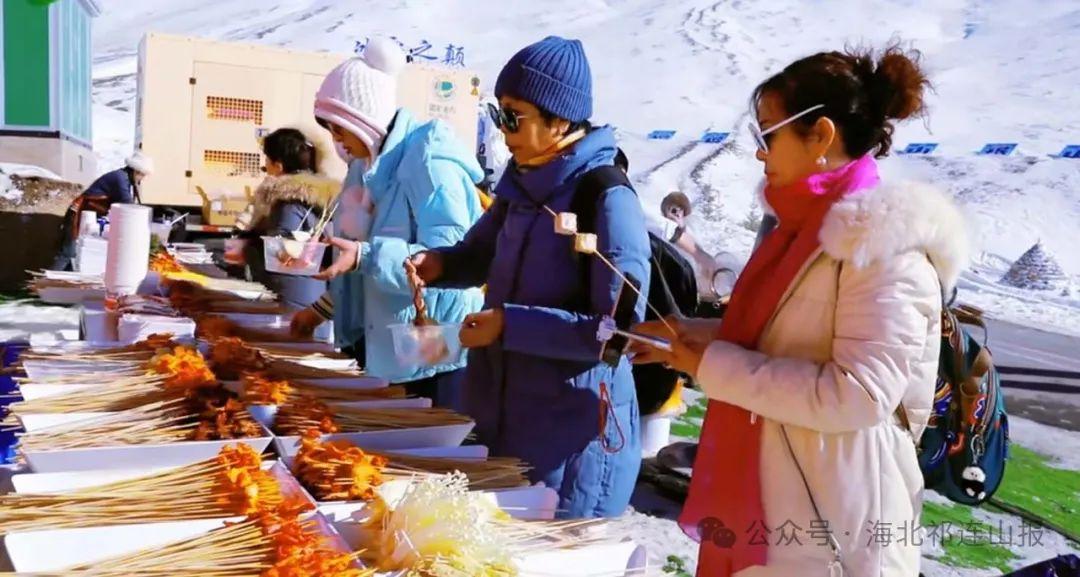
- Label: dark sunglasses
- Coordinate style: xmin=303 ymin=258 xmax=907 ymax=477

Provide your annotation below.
xmin=486 ymin=103 xmax=529 ymax=134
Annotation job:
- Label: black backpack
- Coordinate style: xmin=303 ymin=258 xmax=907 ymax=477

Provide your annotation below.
xmin=570 ymin=164 xmax=700 ymax=415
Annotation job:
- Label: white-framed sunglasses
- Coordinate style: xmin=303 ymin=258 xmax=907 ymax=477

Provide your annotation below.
xmin=748 ymin=104 xmax=825 ymax=153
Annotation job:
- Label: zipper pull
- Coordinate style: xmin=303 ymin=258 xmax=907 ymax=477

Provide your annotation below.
xmin=750 ymin=412 xmax=758 ymax=425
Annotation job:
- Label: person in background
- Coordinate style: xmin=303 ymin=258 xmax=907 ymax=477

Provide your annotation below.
xmin=289 ymin=37 xmax=484 ymax=409
xmin=634 ymin=45 xmax=968 ymax=576
xmin=52 ymin=152 xmax=154 ymax=270
xmin=408 ymin=36 xmax=651 ymax=519
xmin=476 ymin=94 xmax=512 ymax=193
xmin=612 ymin=150 xmax=725 ymax=299
xmin=237 ymin=127 xmax=338 ymax=312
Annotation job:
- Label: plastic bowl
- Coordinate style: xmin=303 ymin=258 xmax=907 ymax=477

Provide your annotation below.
xmin=388 ymin=323 xmax=463 ymax=369
xmin=150 ymin=222 xmax=172 ymax=245
xmin=262 ymin=236 xmax=327 ymax=276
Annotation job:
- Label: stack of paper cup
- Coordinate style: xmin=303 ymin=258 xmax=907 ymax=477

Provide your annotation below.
xmin=104 ymin=203 xmax=152 ymax=296
xmin=78 ymin=211 xmax=99 ymax=237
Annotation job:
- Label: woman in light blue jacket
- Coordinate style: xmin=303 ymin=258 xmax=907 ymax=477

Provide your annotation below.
xmin=289 ymin=38 xmax=484 ymax=408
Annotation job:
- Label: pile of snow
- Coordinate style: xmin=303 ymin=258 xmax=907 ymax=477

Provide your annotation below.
xmin=1001 ymin=242 xmax=1069 ymax=292
xmin=958 ymin=252 xmax=1080 ymax=337
xmin=0 ymin=163 xmax=68 ymax=203
xmin=0 ymin=174 xmax=17 ymax=202
xmin=0 ymin=163 xmax=63 ymax=181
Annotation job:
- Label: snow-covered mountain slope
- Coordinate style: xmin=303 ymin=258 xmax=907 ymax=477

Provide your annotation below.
xmin=90 ymin=0 xmax=1080 ymax=330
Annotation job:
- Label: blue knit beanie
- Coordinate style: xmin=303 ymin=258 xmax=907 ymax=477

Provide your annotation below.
xmin=495 ymin=36 xmax=592 ymax=123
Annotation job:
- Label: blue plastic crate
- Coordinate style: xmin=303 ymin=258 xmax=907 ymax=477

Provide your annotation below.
xmin=0 ymin=429 xmax=19 ymax=464
xmin=1 ymin=340 xmax=29 ymax=399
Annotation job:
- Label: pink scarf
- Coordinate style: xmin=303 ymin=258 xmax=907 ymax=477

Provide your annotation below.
xmin=681 ymin=155 xmax=880 ymax=576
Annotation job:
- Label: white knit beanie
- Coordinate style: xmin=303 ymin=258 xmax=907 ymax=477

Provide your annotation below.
xmin=315 ymin=37 xmax=406 ymax=158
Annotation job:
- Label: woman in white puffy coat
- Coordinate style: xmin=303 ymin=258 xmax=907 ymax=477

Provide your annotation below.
xmin=635 ymin=46 xmax=969 ymax=577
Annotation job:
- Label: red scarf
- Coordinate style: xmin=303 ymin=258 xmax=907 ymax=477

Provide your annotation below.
xmin=681 ymin=155 xmax=880 ymax=576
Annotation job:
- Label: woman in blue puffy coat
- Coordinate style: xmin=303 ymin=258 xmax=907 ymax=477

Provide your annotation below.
xmin=290 ymin=38 xmax=484 ymax=409
xmin=410 ymin=37 xmax=651 ymax=518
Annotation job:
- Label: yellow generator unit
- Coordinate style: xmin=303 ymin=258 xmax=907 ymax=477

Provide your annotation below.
xmin=134 ymin=32 xmax=481 ymax=228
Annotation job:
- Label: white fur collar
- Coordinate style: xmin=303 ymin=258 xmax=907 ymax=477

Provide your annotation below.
xmin=819 ymin=180 xmax=970 ymax=292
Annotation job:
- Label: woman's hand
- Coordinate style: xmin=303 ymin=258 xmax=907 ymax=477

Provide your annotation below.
xmin=315 ymin=236 xmax=360 ymax=281
xmin=405 ymin=251 xmax=445 ymax=286
xmin=460 ymin=308 xmax=504 ymax=348
xmin=629 ymin=316 xmax=720 ymax=378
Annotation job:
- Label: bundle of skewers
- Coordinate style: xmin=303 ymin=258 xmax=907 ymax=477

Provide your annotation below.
xmin=159 ymin=271 xmax=277 ymax=302
xmin=25 ymin=270 xmax=103 ymax=291
xmin=242 ymin=373 xmax=405 ymax=406
xmin=293 ymin=435 xmax=529 ymax=501
xmin=1 ymin=502 xmax=367 ymax=577
xmin=273 ymin=396 xmax=472 ymax=436
xmin=165 ymin=278 xmax=284 ymax=315
xmin=15 ymin=333 xmax=178 ymax=365
xmin=195 ymin=314 xmax=300 ymax=344
xmin=243 ymin=341 xmax=352 ymax=363
xmin=4 ymin=343 xmax=216 ymax=416
xmin=209 ymin=337 xmax=359 ymax=380
xmin=0 ymin=445 xmax=292 ymax=534
xmin=16 ymin=387 xmax=264 ymax=451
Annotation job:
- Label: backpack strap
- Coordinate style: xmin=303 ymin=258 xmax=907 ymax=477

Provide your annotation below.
xmin=647 ymin=232 xmax=688 ymax=317
xmin=570 ymin=164 xmax=632 ymax=234
xmin=569 ymin=162 xmax=634 ymax=312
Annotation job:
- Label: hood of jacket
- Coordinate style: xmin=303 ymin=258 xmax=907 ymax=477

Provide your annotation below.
xmin=249 ymin=172 xmax=340 ymax=228
xmin=363 ymin=108 xmax=484 ymax=199
xmin=820 ymin=179 xmax=970 ymax=293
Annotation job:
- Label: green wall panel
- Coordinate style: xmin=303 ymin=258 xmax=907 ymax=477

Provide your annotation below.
xmin=3 ymin=0 xmax=52 ymax=127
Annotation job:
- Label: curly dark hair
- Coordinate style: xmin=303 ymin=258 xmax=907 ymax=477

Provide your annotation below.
xmin=752 ymin=43 xmax=931 ymax=158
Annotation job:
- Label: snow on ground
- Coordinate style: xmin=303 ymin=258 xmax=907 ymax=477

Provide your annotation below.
xmin=958 ymin=252 xmax=1080 ymax=338
xmin=87 ymin=0 xmax=1080 ymax=334
xmin=0 ymin=175 xmax=17 ymax=202
xmin=1008 ymin=415 xmax=1080 ymax=471
xmin=0 ymin=164 xmax=68 ymax=203
xmin=921 ymin=490 xmax=1080 ymax=576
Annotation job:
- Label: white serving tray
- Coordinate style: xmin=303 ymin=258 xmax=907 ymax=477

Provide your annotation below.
xmin=36 ymin=286 xmax=106 ymax=304
xmin=274 ymin=422 xmax=475 ymax=459
xmin=11 ymin=460 xmax=304 ymax=502
xmin=15 ymin=383 xmax=95 ymax=401
xmin=11 ymin=465 xmax=181 ymax=493
xmin=517 ymin=541 xmax=649 ymax=577
xmin=22 ymin=434 xmax=274 ymax=473
xmin=4 ymin=511 xmax=347 ymax=573
xmin=18 ymin=412 xmax=115 ymax=431
xmin=21 ymin=359 xmax=136 ymax=381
